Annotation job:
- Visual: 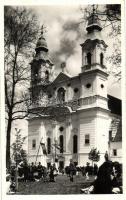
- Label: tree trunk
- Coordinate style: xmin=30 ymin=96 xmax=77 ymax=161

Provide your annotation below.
xmin=6 ymin=114 xmax=12 ymax=169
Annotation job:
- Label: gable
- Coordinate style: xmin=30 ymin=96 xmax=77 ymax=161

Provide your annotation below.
xmin=53 ymin=72 xmax=71 ymax=84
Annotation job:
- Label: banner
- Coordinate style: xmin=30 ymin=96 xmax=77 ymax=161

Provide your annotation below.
xmin=40 ymin=142 xmax=47 ymax=155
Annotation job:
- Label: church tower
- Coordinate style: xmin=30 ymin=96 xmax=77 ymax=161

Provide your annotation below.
xmin=30 ymin=26 xmax=53 ymax=107
xmin=28 ymin=27 xmax=54 ymax=165
xmin=78 ymin=7 xmax=110 ymax=165
xmin=80 ymin=7 xmax=108 ymax=108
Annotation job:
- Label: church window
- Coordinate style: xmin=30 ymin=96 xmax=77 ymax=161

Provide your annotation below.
xmin=67 ymin=83 xmax=71 ymax=87
xmin=100 ymin=53 xmax=104 ymax=65
xmin=109 ymin=130 xmax=112 ymax=141
xmin=101 ymin=84 xmax=104 ymax=88
xmin=87 ymin=52 xmax=92 ymax=65
xmin=47 ymin=137 xmax=51 ymax=154
xmin=34 ymin=68 xmax=39 ymax=80
xmin=85 ymin=134 xmax=90 ymax=145
xmin=32 ymin=139 xmax=36 ymax=149
xmin=86 ymin=83 xmax=91 ymax=88
xmin=113 ymin=149 xmax=117 ymax=156
xmin=73 ymin=135 xmax=78 ymax=153
xmin=48 ymin=94 xmax=52 ymax=98
xmin=74 ymin=88 xmax=79 ymax=93
xmin=59 ymin=135 xmax=64 ymax=153
xmin=57 ymin=87 xmax=65 ymax=103
xmin=59 ymin=126 xmax=64 ymax=132
xmin=45 ymin=70 xmax=49 ymax=80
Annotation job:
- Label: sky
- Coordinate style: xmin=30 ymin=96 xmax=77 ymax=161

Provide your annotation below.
xmin=27 ymin=4 xmax=121 ymax=98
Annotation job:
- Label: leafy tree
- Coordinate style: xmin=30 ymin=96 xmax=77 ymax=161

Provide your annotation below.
xmin=88 ymin=148 xmax=100 ymax=166
xmin=11 ymin=128 xmax=27 ymax=165
xmin=4 ymin=6 xmax=39 ymax=168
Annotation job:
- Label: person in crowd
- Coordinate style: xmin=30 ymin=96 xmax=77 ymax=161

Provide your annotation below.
xmin=93 ymin=154 xmax=122 ymax=194
xmin=18 ymin=162 xmax=24 ymax=178
xmin=93 ymin=164 xmax=98 ymax=176
xmin=23 ymin=161 xmax=29 ymax=182
xmin=81 ymin=166 xmax=85 ymax=176
xmin=10 ymin=165 xmax=16 ymax=193
xmin=81 ymin=152 xmax=122 ymax=194
xmin=30 ymin=162 xmax=35 ymax=181
xmin=62 ymin=168 xmax=65 ymax=175
xmin=69 ymin=160 xmax=76 ymax=182
xmin=49 ymin=165 xmax=55 ymax=182
xmin=93 ymin=158 xmax=113 ymax=194
xmin=85 ymin=162 xmax=90 ymax=180
xmin=65 ymin=166 xmax=70 ymax=177
xmin=111 ymin=162 xmax=122 ymax=193
xmin=43 ymin=166 xmax=48 ymax=182
xmin=53 ymin=163 xmax=58 ymax=182
xmin=37 ymin=162 xmax=43 ymax=179
xmin=6 ymin=173 xmax=11 ymax=194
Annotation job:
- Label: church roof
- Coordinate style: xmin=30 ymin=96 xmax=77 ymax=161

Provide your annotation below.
xmin=36 ymin=36 xmax=48 ymax=50
xmin=52 ymin=72 xmax=71 ymax=84
xmin=110 ymin=119 xmax=122 ymax=142
xmin=107 ymin=95 xmax=121 ymax=116
xmin=113 ymin=121 xmax=122 ymax=142
xmin=80 ymin=39 xmax=108 ymax=50
xmin=33 ymin=51 xmax=53 ymax=66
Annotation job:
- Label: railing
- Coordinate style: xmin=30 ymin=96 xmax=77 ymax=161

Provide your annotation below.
xmin=29 ymin=95 xmax=102 ymax=111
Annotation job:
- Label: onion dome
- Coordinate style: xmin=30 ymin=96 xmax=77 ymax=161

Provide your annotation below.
xmin=86 ymin=6 xmax=102 ymax=33
xmin=35 ymin=26 xmax=48 ymax=52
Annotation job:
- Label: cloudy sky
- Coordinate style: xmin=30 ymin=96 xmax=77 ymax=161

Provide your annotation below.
xmin=27 ymin=4 xmax=121 ymax=98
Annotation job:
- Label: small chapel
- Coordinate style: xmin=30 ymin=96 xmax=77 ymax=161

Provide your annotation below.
xmin=28 ymin=9 xmax=122 ymax=168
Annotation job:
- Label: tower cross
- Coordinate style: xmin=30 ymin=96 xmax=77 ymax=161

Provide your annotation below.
xmin=41 ymin=25 xmax=47 ymax=36
xmin=92 ymin=4 xmax=95 ymax=14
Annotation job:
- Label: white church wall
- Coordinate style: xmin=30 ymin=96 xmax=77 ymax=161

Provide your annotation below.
xmin=80 ymin=75 xmax=95 ymax=98
xmin=96 ymin=76 xmax=107 ymax=98
xmin=110 ymin=142 xmax=122 ymax=163
xmin=79 ymin=117 xmax=96 ymax=153
xmin=28 ymin=120 xmax=41 ymax=153
xmin=95 ymin=111 xmax=110 ymax=164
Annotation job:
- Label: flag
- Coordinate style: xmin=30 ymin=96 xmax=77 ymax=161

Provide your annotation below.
xmin=40 ymin=142 xmax=47 ymax=155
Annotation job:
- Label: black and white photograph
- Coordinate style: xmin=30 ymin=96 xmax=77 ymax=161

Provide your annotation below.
xmin=1 ymin=0 xmax=125 ymax=197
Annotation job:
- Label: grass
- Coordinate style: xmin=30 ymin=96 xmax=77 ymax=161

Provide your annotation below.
xmin=15 ymin=174 xmax=95 ymax=195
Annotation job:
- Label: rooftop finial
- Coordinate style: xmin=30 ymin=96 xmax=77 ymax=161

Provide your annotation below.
xmin=41 ymin=25 xmax=44 ymax=35
xmin=92 ymin=4 xmax=95 ymax=15
xmin=40 ymin=25 xmax=46 ymax=37
xmin=86 ymin=4 xmax=102 ymax=33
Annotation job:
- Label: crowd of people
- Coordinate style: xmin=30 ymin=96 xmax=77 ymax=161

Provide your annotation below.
xmin=65 ymin=162 xmax=99 ymax=180
xmin=80 ymin=157 xmax=122 ymax=194
xmin=6 ymin=156 xmax=122 ymax=194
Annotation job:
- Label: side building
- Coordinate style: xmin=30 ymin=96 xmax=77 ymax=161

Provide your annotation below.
xmin=27 ymin=11 xmax=122 ymax=168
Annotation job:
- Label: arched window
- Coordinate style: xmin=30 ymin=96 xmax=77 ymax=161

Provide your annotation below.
xmin=57 ymin=87 xmax=65 ymax=103
xmin=47 ymin=137 xmax=51 ymax=154
xmin=32 ymin=139 xmax=36 ymax=149
xmin=73 ymin=135 xmax=78 ymax=153
xmin=100 ymin=53 xmax=104 ymax=65
xmin=87 ymin=52 xmax=92 ymax=65
xmin=59 ymin=135 xmax=64 ymax=153
xmin=45 ymin=70 xmax=49 ymax=80
xmin=34 ymin=67 xmax=39 ymax=82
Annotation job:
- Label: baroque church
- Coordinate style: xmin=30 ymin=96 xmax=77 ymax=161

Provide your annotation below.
xmin=28 ymin=10 xmax=122 ymax=168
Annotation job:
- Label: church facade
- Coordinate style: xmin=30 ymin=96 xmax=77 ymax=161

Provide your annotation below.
xmin=28 ymin=12 xmax=121 ymax=168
